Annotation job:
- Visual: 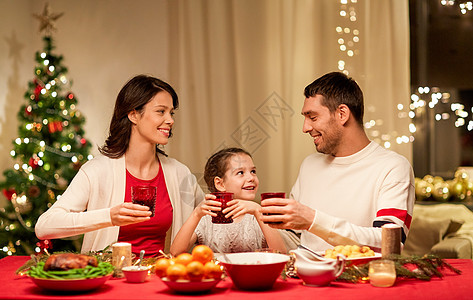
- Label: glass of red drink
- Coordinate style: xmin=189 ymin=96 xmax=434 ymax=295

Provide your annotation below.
xmin=211 ymin=192 xmax=234 ymax=224
xmin=261 ymin=192 xmax=286 ymax=224
xmin=131 ymin=185 xmax=157 ymax=217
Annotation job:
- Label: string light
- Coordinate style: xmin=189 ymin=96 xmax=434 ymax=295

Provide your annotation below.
xmin=441 ymin=0 xmax=473 ymax=14
xmin=336 ymin=0 xmax=413 ymax=149
xmin=409 ymin=86 xmax=473 ymax=131
xmin=336 ymin=0 xmax=359 ymax=75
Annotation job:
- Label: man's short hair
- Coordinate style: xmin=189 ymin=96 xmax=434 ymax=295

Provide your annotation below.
xmin=304 ymin=72 xmax=364 ymax=126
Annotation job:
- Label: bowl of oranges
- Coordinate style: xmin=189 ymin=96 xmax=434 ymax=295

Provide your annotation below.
xmin=155 ymin=245 xmax=223 ymax=293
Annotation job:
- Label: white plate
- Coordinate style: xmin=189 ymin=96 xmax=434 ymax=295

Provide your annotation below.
xmin=316 ymin=251 xmax=382 ymax=265
xmin=29 ymin=274 xmax=112 ymax=292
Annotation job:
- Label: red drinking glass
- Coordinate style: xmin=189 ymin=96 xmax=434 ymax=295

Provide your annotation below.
xmin=211 ymin=192 xmax=234 ymax=224
xmin=261 ymin=192 xmax=286 ymax=224
xmin=131 ymin=185 xmax=157 ymax=217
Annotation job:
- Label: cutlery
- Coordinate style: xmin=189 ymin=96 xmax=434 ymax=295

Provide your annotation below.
xmin=297 ymin=244 xmax=326 ymax=260
xmin=212 ymin=244 xmax=232 ymax=264
xmin=134 ymin=250 xmax=145 ymax=267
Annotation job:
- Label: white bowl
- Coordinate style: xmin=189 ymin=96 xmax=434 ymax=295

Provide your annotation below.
xmin=217 ymin=252 xmax=290 ymax=290
xmin=122 ymin=265 xmax=151 ymax=283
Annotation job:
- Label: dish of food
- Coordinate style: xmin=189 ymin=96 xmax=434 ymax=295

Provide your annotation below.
xmin=160 ymin=277 xmax=222 ymax=293
xmin=30 ymin=274 xmax=113 ymax=292
xmin=316 ymin=251 xmax=382 ymax=265
xmin=324 ymin=245 xmax=374 ymax=258
xmin=27 ymin=253 xmax=114 ymax=292
xmin=317 ymin=245 xmax=380 ymax=265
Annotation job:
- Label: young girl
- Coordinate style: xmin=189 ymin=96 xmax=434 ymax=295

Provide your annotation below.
xmin=170 ymin=147 xmax=286 ymax=255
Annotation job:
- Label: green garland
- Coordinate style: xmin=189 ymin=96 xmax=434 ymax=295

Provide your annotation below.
xmin=337 ymin=254 xmax=462 ymax=283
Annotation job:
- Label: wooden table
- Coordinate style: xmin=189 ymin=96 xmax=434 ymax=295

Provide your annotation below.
xmin=1 ymin=256 xmax=473 ymax=299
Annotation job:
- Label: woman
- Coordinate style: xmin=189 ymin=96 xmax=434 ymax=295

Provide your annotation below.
xmin=35 ymin=75 xmax=204 ymax=257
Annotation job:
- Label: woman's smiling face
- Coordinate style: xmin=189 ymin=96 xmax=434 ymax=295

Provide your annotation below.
xmin=131 ymin=91 xmax=175 ymax=146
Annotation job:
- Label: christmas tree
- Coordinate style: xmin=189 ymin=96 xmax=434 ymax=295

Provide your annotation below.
xmin=0 ymin=4 xmax=92 ymax=258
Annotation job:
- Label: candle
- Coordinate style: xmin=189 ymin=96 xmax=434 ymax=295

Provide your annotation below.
xmin=112 ymin=242 xmax=132 ymax=277
xmin=369 ymin=271 xmax=396 ymax=287
xmin=369 ymin=259 xmax=396 ymax=287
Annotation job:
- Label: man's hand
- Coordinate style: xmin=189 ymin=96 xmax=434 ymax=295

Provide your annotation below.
xmin=260 ymin=198 xmax=315 ymax=230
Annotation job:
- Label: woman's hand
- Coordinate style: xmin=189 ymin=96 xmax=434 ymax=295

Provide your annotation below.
xmin=110 ymin=202 xmax=152 ymax=226
xmin=194 ymin=194 xmax=222 ymax=218
xmin=223 ymin=199 xmax=260 ymax=220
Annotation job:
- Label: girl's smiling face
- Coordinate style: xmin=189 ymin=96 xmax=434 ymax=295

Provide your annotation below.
xmin=214 ymin=153 xmax=259 ymax=200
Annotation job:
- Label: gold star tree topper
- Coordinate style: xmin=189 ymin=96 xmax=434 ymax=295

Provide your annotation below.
xmin=33 ymin=3 xmax=64 ymax=36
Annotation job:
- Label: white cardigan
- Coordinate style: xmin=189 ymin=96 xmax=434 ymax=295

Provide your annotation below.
xmin=35 ymin=153 xmax=204 ymax=253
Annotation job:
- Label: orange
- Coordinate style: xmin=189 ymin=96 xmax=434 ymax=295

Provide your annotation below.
xmin=175 ymin=253 xmax=194 ymax=266
xmin=192 ymin=245 xmax=214 ymax=264
xmin=203 ymin=261 xmax=223 ymax=279
xmin=186 ymin=261 xmax=205 ymax=281
xmin=166 ymin=263 xmax=187 ymax=281
xmin=154 ymin=258 xmax=171 ymax=278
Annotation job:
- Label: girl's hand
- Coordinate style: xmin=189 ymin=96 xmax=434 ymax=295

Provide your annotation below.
xmin=223 ymin=199 xmax=260 ymax=220
xmin=110 ymin=202 xmax=152 ymax=226
xmin=194 ymin=194 xmax=222 ymax=218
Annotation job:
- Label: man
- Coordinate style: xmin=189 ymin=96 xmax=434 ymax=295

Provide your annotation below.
xmin=261 ymin=72 xmax=415 ymax=251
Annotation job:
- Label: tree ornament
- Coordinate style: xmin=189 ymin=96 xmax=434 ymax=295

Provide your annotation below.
xmin=454 ymin=169 xmax=469 ymax=183
xmin=432 ymin=181 xmax=450 ymax=201
xmin=467 ymin=181 xmax=473 ymax=198
xmin=28 ymin=186 xmax=41 ymax=198
xmin=32 ymin=3 xmax=64 ymax=36
xmin=25 ymin=106 xmax=33 ymax=116
xmin=7 ymin=241 xmax=16 ymax=255
xmin=432 ymin=176 xmax=444 ymax=185
xmin=36 ymin=239 xmax=52 ymax=254
xmin=47 ymin=189 xmax=56 ymax=201
xmin=450 ymin=179 xmax=467 ymax=200
xmin=414 ymin=178 xmax=432 ymax=201
xmin=12 ymin=195 xmax=33 ymax=214
xmin=2 ymin=188 xmax=16 ymax=201
xmin=34 ymin=122 xmax=43 ymax=132
xmin=33 ymin=80 xmax=43 ymax=100
xmin=423 ymin=174 xmax=435 ymax=184
xmin=47 ymin=120 xmax=63 ymax=133
xmin=28 ymin=157 xmax=39 ymax=169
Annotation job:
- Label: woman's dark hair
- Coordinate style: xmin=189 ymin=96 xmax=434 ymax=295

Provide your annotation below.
xmin=204 ymin=147 xmax=252 ymax=193
xmin=304 ymin=72 xmax=364 ymax=126
xmin=99 ymin=74 xmax=179 ymax=158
